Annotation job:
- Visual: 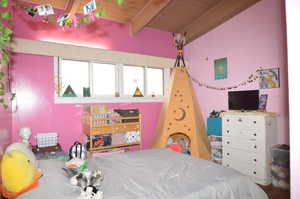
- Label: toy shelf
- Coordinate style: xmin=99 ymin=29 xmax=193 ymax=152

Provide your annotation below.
xmin=83 ymin=113 xmax=142 ymax=151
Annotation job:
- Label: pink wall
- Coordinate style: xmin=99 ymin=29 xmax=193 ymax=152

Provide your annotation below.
xmin=185 ymin=0 xmax=289 ymax=144
xmin=11 ymin=4 xmax=175 ymax=150
xmin=13 ymin=5 xmax=176 ymax=58
xmin=11 ymin=53 xmax=163 ymax=150
xmin=0 ymin=66 xmax=11 ymax=153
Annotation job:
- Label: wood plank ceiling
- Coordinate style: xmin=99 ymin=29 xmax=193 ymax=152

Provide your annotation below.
xmin=21 ymin=0 xmax=262 ymax=43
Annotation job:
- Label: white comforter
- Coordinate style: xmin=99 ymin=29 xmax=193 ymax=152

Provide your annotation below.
xmin=18 ymin=149 xmax=268 ymax=199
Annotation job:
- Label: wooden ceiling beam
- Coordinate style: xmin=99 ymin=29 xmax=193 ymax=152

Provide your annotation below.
xmin=65 ymin=0 xmax=81 ymax=19
xmin=130 ymin=0 xmax=173 ymax=35
xmin=181 ymin=0 xmax=262 ymax=43
xmin=65 ymin=0 xmax=75 ymax=13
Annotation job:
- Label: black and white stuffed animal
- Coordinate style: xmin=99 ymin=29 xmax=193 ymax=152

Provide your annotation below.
xmin=69 ymin=141 xmax=87 ymax=160
xmin=63 ymin=168 xmax=104 ymax=199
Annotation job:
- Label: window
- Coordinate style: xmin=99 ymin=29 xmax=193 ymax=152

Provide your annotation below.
xmin=55 ymin=58 xmax=169 ymax=103
xmin=93 ymin=63 xmax=116 ymax=96
xmin=60 ymin=59 xmax=89 ymax=96
xmin=146 ymin=68 xmax=164 ymax=96
xmin=123 ymin=65 xmax=144 ymax=95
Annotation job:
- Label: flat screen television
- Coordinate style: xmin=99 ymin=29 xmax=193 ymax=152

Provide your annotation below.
xmin=228 ymin=90 xmax=259 ymax=111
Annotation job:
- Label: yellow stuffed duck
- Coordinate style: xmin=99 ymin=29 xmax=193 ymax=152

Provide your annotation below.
xmin=1 ymin=142 xmax=42 ymax=198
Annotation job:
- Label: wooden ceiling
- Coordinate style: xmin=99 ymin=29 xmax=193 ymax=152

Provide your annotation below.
xmin=21 ymin=0 xmax=262 ymax=43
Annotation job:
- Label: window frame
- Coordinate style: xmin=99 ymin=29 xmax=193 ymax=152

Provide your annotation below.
xmin=54 ymin=57 xmax=170 ymax=104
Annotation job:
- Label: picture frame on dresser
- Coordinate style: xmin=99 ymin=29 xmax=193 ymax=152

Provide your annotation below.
xmin=258 ymin=94 xmax=268 ymax=111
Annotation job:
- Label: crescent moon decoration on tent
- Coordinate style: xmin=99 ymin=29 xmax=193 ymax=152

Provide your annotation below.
xmin=153 ymin=32 xmax=211 ymax=160
xmin=174 ymin=108 xmax=186 ymax=121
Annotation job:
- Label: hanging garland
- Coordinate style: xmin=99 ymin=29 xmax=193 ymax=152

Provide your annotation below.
xmin=0 ymin=0 xmax=15 ymax=110
xmin=188 ymin=68 xmax=262 ymax=91
xmin=13 ymin=0 xmax=125 ymax=29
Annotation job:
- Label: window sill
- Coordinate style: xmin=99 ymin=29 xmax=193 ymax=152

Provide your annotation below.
xmin=54 ymin=96 xmax=165 ymax=104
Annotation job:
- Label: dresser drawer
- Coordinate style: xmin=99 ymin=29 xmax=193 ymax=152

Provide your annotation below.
xmin=223 ymin=136 xmax=264 ymax=152
xmin=223 ymin=115 xmax=265 ymax=130
xmin=223 ymin=147 xmax=265 ymax=166
xmin=223 ymin=127 xmax=264 ymax=142
xmin=222 ymin=157 xmax=266 ymax=180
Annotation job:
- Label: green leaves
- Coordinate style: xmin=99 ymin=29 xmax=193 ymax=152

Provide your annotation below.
xmin=10 ymin=93 xmax=16 ymax=101
xmin=0 ymin=71 xmax=4 ymax=80
xmin=0 ymin=0 xmax=13 ymax=110
xmin=116 ymin=0 xmax=125 ymax=5
xmin=0 ymin=82 xmax=4 ymax=90
xmin=1 ymin=54 xmax=10 ymax=65
xmin=0 ymin=0 xmax=8 ymax=8
xmin=80 ymin=17 xmax=91 ymax=24
xmin=1 ymin=12 xmax=11 ymax=20
xmin=3 ymin=103 xmax=8 ymax=109
xmin=43 ymin=16 xmax=55 ymax=23
xmin=95 ymin=10 xmax=107 ymax=18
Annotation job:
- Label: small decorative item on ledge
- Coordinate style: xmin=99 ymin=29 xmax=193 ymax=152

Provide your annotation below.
xmin=63 ymin=85 xmax=77 ymax=97
xmin=83 ymin=87 xmax=91 ymax=97
xmin=133 ymin=86 xmax=143 ymax=97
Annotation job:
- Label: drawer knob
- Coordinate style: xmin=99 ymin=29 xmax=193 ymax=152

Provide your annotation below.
xmin=226 ymin=119 xmax=230 ymax=122
xmin=226 ymin=164 xmax=230 ymax=167
xmin=226 ymin=130 xmax=229 ymax=133
xmin=226 ymin=141 xmax=230 ymax=144
xmin=226 ymin=153 xmax=230 ymax=156
xmin=254 ymin=158 xmax=257 ymax=162
xmin=253 ymin=171 xmax=257 ymax=175
xmin=253 ymin=133 xmax=257 ymax=136
xmin=238 ymin=118 xmax=242 ymax=122
xmin=254 ymin=145 xmax=257 ymax=149
xmin=253 ymin=121 xmax=257 ymax=124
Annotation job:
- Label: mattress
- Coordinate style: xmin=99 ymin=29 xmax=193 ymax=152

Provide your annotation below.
xmin=18 ymin=149 xmax=268 ymax=199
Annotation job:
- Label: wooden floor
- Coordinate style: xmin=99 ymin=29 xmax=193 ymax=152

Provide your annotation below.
xmin=260 ymin=185 xmax=290 ymax=199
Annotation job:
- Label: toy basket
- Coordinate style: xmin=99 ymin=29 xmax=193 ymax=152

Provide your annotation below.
xmin=208 ymin=135 xmax=222 ymax=164
xmin=36 ymin=132 xmax=58 ymax=148
xmin=270 ymin=144 xmax=290 ymax=189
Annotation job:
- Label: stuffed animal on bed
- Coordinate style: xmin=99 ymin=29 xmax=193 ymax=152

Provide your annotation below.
xmin=63 ymin=168 xmax=104 ymax=199
xmin=1 ymin=142 xmax=42 ymax=199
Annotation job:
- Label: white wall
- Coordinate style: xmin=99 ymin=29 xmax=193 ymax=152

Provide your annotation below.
xmin=285 ymin=0 xmax=300 ymax=198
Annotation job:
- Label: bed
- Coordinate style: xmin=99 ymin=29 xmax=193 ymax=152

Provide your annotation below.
xmin=18 ymin=149 xmax=268 ymax=199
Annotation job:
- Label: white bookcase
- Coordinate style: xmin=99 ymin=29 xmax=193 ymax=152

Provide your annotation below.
xmin=221 ymin=112 xmax=277 ymax=185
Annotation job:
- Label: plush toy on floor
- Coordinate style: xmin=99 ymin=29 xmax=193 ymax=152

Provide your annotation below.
xmin=1 ymin=142 xmax=42 ymax=199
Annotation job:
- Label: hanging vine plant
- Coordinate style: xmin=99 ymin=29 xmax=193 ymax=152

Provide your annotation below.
xmin=14 ymin=0 xmax=125 ymax=29
xmin=0 ymin=0 xmax=125 ymax=110
xmin=0 ymin=0 xmax=14 ymax=110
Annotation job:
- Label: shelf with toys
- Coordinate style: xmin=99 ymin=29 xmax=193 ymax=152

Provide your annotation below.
xmin=82 ymin=105 xmax=142 ymax=152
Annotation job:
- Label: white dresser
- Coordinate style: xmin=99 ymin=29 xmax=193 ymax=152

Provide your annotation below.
xmin=221 ymin=112 xmax=277 ymax=185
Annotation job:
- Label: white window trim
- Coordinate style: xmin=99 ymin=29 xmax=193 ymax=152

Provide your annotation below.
xmin=54 ymin=57 xmax=169 ymax=104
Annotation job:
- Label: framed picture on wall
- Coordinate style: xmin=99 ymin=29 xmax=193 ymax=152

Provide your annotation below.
xmin=214 ymin=57 xmax=228 ymax=80
xmin=258 ymin=68 xmax=280 ymax=89
xmin=258 ymin=94 xmax=268 ymax=111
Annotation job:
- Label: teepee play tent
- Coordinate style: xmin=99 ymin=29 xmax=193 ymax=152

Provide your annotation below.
xmin=153 ymin=33 xmax=211 ymax=160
